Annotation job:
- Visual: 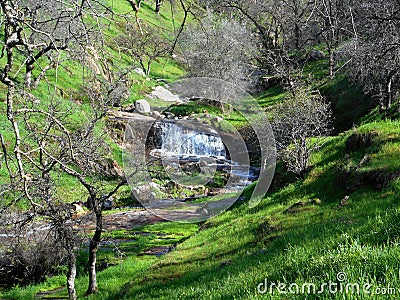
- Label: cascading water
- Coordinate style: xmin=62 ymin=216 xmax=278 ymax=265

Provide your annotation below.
xmin=149 ymin=120 xmax=259 ymax=192
xmin=158 ymin=122 xmax=226 ymax=158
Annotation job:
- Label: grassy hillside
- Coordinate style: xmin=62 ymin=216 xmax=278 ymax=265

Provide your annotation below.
xmin=9 ymin=121 xmax=398 ymax=299
xmin=98 ymin=121 xmax=399 ymax=300
xmin=3 ymin=109 xmax=399 ymax=299
xmin=85 ymin=121 xmax=398 ymax=300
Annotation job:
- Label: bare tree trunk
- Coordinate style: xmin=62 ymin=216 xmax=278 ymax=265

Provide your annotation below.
xmin=126 ymin=0 xmax=144 ymax=35
xmin=155 ymin=0 xmax=162 ymax=13
xmin=328 ymin=49 xmax=335 ymax=79
xmin=386 ymin=72 xmax=395 ymax=110
xmin=67 ymin=251 xmax=77 ymax=300
xmin=25 ymin=68 xmax=33 ymax=89
xmin=86 ymin=210 xmax=102 ymax=295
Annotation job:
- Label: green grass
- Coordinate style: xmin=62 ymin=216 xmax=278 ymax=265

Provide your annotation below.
xmin=2 ymin=5 xmax=400 ymax=299
xmin=113 ymin=120 xmax=399 ymax=300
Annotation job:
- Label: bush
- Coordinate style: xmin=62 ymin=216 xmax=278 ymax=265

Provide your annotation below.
xmin=0 ymin=225 xmax=66 ymax=288
xmin=270 ymin=88 xmax=332 ymax=177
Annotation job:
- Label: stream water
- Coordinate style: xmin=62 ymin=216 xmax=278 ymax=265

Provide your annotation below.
xmin=150 ymin=120 xmax=259 ymax=191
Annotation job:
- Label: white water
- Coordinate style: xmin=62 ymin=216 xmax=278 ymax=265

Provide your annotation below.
xmin=159 ymin=122 xmax=226 ymax=158
xmin=148 ymin=120 xmax=259 ymax=192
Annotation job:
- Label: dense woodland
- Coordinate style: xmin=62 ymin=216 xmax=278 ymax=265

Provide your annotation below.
xmin=0 ymin=1 xmax=399 ymax=299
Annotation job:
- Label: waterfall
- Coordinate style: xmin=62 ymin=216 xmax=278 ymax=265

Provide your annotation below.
xmin=158 ymin=121 xmax=226 ymax=158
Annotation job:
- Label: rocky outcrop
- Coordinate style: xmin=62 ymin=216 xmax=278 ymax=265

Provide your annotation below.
xmin=345 ymin=132 xmax=377 ymax=153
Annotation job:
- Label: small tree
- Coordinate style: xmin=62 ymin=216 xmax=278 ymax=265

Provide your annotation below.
xmin=270 ymin=88 xmax=332 ymax=177
xmin=118 ymin=23 xmax=170 ymax=76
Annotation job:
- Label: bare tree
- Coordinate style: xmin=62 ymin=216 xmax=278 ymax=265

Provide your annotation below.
xmin=0 ymin=217 xmax=67 ymax=287
xmin=155 ymin=0 xmax=162 ymax=13
xmin=179 ymin=13 xmax=258 ymax=89
xmin=118 ymin=23 xmax=171 ymax=76
xmin=339 ymin=0 xmax=400 ymax=111
xmin=126 ymin=0 xmax=144 ymax=34
xmin=270 ymin=87 xmax=332 ymax=177
xmin=309 ymin=0 xmax=356 ymax=78
xmin=199 ymin=0 xmax=283 ymax=51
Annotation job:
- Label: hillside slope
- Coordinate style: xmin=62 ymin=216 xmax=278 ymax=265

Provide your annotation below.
xmin=2 ymin=112 xmax=399 ymax=300
xmin=8 ymin=118 xmax=397 ymax=299
xmin=0 ymin=0 xmax=187 ymax=204
xmin=93 ymin=120 xmax=399 ymax=299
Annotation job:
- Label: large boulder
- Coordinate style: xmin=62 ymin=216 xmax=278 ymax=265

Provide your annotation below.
xmin=135 ymin=99 xmax=151 ymax=114
xmin=150 ymin=86 xmax=182 ymax=103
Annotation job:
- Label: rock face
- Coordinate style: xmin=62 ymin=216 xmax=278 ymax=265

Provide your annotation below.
xmin=345 ymin=132 xmax=377 ymax=153
xmin=135 ymin=99 xmax=151 ymax=114
xmin=150 ymin=86 xmax=182 ymax=103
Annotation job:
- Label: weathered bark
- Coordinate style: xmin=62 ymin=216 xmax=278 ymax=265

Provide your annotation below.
xmin=67 ymin=251 xmax=77 ymax=300
xmin=385 ymin=71 xmax=396 ymax=110
xmin=86 ymin=209 xmax=102 ymax=295
xmin=155 ymin=0 xmax=162 ymax=13
xmin=25 ymin=64 xmax=34 ymax=89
